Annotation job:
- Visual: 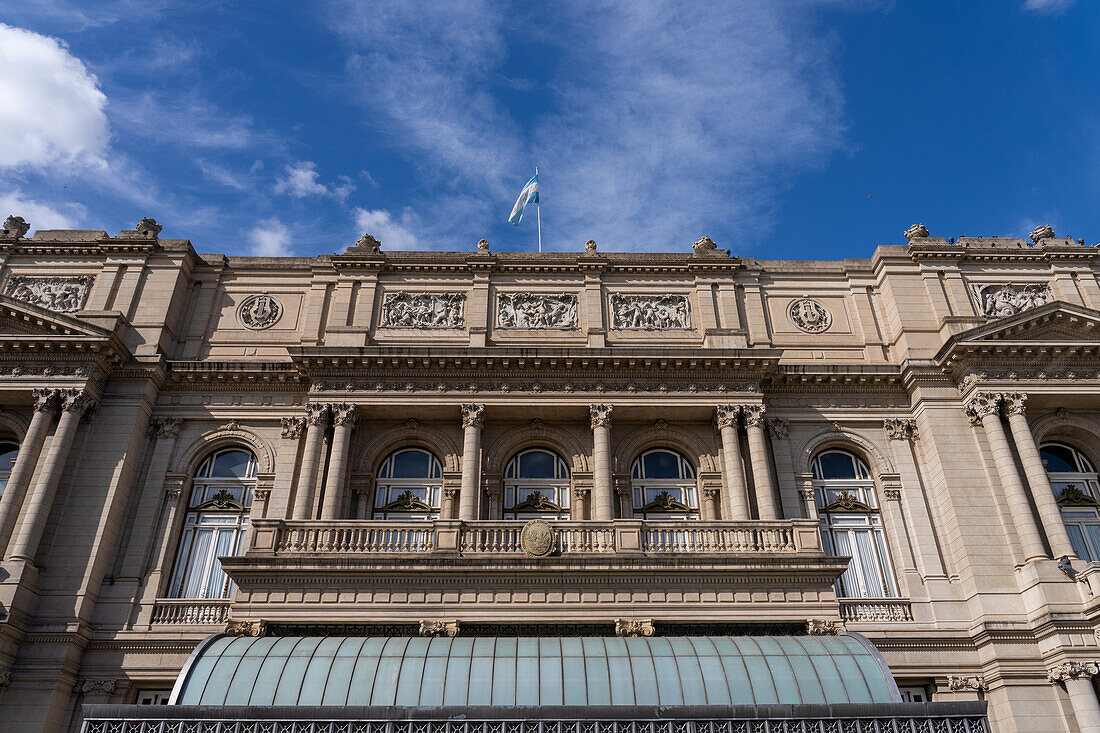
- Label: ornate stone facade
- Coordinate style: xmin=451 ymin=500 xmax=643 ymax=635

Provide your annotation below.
xmin=0 ymin=225 xmax=1099 ymax=731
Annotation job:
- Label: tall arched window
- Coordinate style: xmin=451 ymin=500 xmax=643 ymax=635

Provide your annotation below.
xmin=504 ymin=448 xmax=570 ymax=519
xmin=0 ymin=440 xmax=18 ymax=498
xmin=1042 ymin=442 xmax=1100 ymax=561
xmin=812 ymin=449 xmax=897 ymax=599
xmin=373 ymin=448 xmax=442 ymax=520
xmin=631 ymin=449 xmax=698 ymax=519
xmin=169 ymin=448 xmax=256 ymax=599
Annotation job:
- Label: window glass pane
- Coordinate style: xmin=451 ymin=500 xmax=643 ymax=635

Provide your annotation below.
xmin=0 ymin=443 xmax=18 ymax=472
xmin=816 ymin=452 xmax=857 ymax=480
xmin=642 ymin=450 xmax=682 ymax=479
xmin=211 ymin=450 xmax=253 ymax=478
xmin=1067 ymin=524 xmax=1091 ymax=563
xmin=1041 ymin=444 xmax=1079 ymax=473
xmin=1086 ymin=524 xmax=1100 ymax=564
xmin=518 ymin=450 xmax=557 ymax=478
xmin=389 ymin=450 xmax=432 ymax=478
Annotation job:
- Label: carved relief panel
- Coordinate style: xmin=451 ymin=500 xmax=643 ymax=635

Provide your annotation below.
xmin=381 ymin=292 xmax=466 ymax=328
xmin=3 ymin=275 xmax=94 ymax=313
xmin=609 ymin=294 xmax=691 ymax=330
xmin=970 ymin=283 xmax=1053 ymax=317
xmin=496 ymin=293 xmax=578 ymax=329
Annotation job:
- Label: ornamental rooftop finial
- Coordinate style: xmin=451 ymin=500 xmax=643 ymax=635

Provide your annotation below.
xmin=904 ymin=223 xmax=929 ymax=241
xmin=136 ymin=217 xmax=162 ymax=239
xmin=355 ymin=232 xmax=382 ymax=252
xmin=692 ymin=235 xmax=717 ymax=253
xmin=1029 ymin=224 xmax=1055 ymax=244
xmin=2 ymin=215 xmax=30 ymax=240
xmin=477 ymin=238 xmax=489 ymax=253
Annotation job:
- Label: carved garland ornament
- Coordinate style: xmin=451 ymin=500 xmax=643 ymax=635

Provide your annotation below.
xmin=381 ymin=292 xmax=466 ymax=329
xmin=3 ymin=274 xmax=94 ymax=313
xmin=237 ymin=293 xmax=283 ymax=330
xmin=789 ymin=298 xmax=832 ymax=333
xmin=971 ymin=283 xmax=1053 ymax=318
xmin=497 ymin=293 xmax=578 ymax=329
xmin=609 ymin=294 xmax=691 ymax=330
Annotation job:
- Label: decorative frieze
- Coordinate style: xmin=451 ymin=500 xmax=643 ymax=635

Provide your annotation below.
xmin=947 ymin=675 xmax=988 ymax=692
xmin=788 ymin=299 xmax=832 ymax=333
xmin=3 ymin=274 xmax=94 ymax=312
xmin=615 ymin=618 xmax=655 ymax=637
xmin=806 ymin=619 xmax=842 ymax=636
xmin=1047 ymin=661 xmax=1100 ymax=683
xmin=609 ymin=294 xmax=691 ymax=330
xmin=225 ymin=619 xmax=267 ymax=637
xmin=237 ymin=293 xmax=282 ymax=330
xmin=497 ymin=293 xmax=578 ymax=329
xmin=76 ymin=679 xmax=116 ymax=695
xmin=971 ymin=283 xmax=1052 ymax=318
xmin=381 ymin=292 xmax=466 ymax=329
xmin=419 ymin=620 xmax=460 ymax=637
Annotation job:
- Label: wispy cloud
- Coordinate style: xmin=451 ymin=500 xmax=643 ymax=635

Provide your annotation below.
xmin=0 ymin=189 xmax=86 ymax=232
xmin=275 ymin=161 xmax=355 ymax=201
xmin=1023 ymin=0 xmax=1075 ymax=13
xmin=354 ymin=207 xmax=420 ymax=250
xmin=248 ymin=218 xmax=294 ymax=256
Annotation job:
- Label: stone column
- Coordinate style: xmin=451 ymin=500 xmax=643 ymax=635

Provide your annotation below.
xmin=458 ymin=403 xmax=485 ymax=521
xmin=798 ymin=476 xmax=819 ymax=521
xmin=715 ymin=405 xmax=749 ymax=520
xmin=615 ymin=478 xmax=632 ymax=519
xmin=966 ymin=392 xmax=1047 ymax=562
xmin=590 ymin=404 xmax=614 ymax=521
xmin=878 ymin=476 xmax=918 ymax=578
xmin=291 ymin=404 xmax=329 ymax=520
xmin=883 ymin=418 xmax=947 ymax=578
xmin=8 ymin=389 xmax=93 ymax=562
xmin=273 ymin=417 xmax=306 ymax=519
xmin=442 ymin=487 xmax=460 ymax=520
xmin=0 ymin=388 xmax=58 ymax=554
xmin=1049 ymin=662 xmax=1100 ymax=733
xmin=743 ymin=405 xmax=779 ymax=520
xmin=766 ymin=418 xmax=801 ymax=518
xmin=702 ymin=487 xmax=721 ymax=520
xmin=1003 ymin=392 xmax=1076 ymax=559
xmin=118 ymin=417 xmax=182 ymax=579
xmin=321 ymin=404 xmax=358 ymax=520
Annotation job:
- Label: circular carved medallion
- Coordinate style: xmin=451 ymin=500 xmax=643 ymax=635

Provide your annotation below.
xmin=238 ymin=293 xmax=283 ymax=330
xmin=520 ymin=519 xmax=555 ymax=557
xmin=788 ymin=298 xmax=832 ymax=333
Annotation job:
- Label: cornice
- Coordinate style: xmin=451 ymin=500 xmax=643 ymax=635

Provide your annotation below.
xmin=165 ymin=360 xmax=306 ymax=391
xmin=908 ymin=239 xmax=1098 ymax=264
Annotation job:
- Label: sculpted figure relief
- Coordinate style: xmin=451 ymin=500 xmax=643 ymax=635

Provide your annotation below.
xmin=382 ymin=292 xmax=466 ymax=328
xmin=497 ymin=293 xmax=578 ymax=329
xmin=3 ymin=275 xmax=94 ymax=313
xmin=973 ymin=283 xmax=1052 ymax=317
xmin=789 ymin=298 xmax=832 ymax=333
xmin=237 ymin=293 xmax=283 ymax=330
xmin=610 ymin=294 xmax=691 ymax=330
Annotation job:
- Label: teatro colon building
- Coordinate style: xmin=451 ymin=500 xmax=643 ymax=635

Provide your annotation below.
xmin=0 ymin=216 xmax=1099 ymax=732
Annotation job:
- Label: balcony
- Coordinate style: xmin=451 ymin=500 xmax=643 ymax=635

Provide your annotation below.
xmin=246 ymin=518 xmax=825 ymax=558
xmin=150 ymin=598 xmax=231 ymax=625
xmin=839 ymin=598 xmax=914 ymax=623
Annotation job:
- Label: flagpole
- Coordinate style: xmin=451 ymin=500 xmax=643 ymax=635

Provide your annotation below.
xmin=535 ymin=166 xmax=542 ymax=252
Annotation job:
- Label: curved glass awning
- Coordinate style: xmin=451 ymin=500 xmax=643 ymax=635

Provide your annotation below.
xmin=172 ymin=634 xmax=900 ymax=708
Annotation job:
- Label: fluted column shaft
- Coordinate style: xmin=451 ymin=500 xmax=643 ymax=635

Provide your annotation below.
xmin=459 ymin=404 xmax=484 ymax=521
xmin=1003 ymin=393 xmax=1076 ymax=559
xmin=968 ymin=392 xmax=1047 ymax=562
xmin=8 ymin=390 xmax=91 ymax=562
xmin=321 ymin=404 xmax=357 ymax=520
xmin=1065 ymin=677 xmax=1100 ymax=733
xmin=591 ymin=404 xmax=613 ymax=520
xmin=716 ymin=405 xmax=749 ymax=520
xmin=743 ymin=405 xmax=778 ymax=520
xmin=0 ymin=389 xmax=57 ymax=554
xmin=292 ymin=404 xmax=329 ymax=519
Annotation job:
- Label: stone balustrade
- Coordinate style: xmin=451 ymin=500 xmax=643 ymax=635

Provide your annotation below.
xmin=150 ymin=599 xmax=231 ymax=625
xmin=838 ymin=598 xmax=914 ymax=622
xmin=247 ymin=518 xmax=823 ymax=558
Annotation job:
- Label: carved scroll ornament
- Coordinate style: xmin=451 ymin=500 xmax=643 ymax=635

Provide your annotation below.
xmin=972 ymin=283 xmax=1053 ymax=318
xmin=3 ymin=275 xmax=94 ymax=313
xmin=610 ymin=294 xmax=691 ymax=330
xmin=381 ymin=292 xmax=466 ymax=328
xmin=497 ymin=293 xmax=578 ymax=329
xmin=789 ymin=299 xmax=832 ymax=333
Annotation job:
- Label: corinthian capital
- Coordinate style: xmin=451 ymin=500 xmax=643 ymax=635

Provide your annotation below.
xmin=461 ymin=403 xmax=485 ymax=429
xmin=766 ymin=418 xmax=790 ymax=440
xmin=331 ymin=403 xmax=359 ymax=427
xmin=305 ymin=403 xmax=330 ymax=426
xmin=280 ymin=416 xmax=306 ymax=439
xmin=60 ymin=389 xmax=92 ymax=414
xmin=883 ymin=418 xmax=918 ymax=442
xmin=741 ymin=404 xmax=766 ymax=428
xmin=1001 ymin=392 xmax=1027 ymax=416
xmin=965 ymin=392 xmax=1001 ymax=423
xmin=714 ymin=404 xmax=740 ymax=430
xmin=1048 ymin=661 xmax=1100 ymax=683
xmin=589 ymin=403 xmax=612 ymax=429
xmin=32 ymin=388 xmax=59 ymax=413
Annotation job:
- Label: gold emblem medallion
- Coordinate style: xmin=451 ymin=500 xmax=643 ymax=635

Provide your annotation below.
xmin=520 ymin=519 xmax=554 ymax=557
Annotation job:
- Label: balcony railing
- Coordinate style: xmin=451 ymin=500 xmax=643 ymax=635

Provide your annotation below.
xmin=247 ymin=518 xmax=823 ymax=558
xmin=838 ymin=598 xmax=914 ymax=622
xmin=150 ymin=599 xmax=231 ymax=625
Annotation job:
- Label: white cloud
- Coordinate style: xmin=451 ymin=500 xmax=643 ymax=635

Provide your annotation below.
xmin=274 ymin=161 xmax=355 ymax=201
xmin=1023 ymin=0 xmax=1075 ymax=13
xmin=0 ymin=24 xmax=110 ymax=170
xmin=248 ymin=218 xmax=294 ymax=256
xmin=330 ymin=1 xmax=856 ymax=251
xmin=354 ymin=207 xmax=420 ymax=250
xmin=0 ymin=189 xmax=86 ymax=232
xmin=111 ymin=90 xmax=275 ymax=151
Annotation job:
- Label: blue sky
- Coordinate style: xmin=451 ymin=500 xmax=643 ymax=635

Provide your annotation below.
xmin=0 ymin=0 xmax=1096 ymax=259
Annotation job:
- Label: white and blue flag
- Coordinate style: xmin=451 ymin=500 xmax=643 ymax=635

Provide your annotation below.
xmin=508 ymin=173 xmax=539 ymax=226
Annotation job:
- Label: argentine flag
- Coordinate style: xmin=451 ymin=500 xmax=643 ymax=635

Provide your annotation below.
xmin=508 ymin=173 xmax=539 ymax=225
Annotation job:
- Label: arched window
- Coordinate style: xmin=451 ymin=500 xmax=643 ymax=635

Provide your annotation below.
xmin=169 ymin=448 xmax=256 ymax=599
xmin=0 ymin=441 xmax=18 ymax=497
xmin=373 ymin=448 xmax=442 ymax=520
xmin=504 ymin=448 xmax=571 ymax=519
xmin=812 ymin=449 xmax=897 ymax=599
xmin=1042 ymin=442 xmax=1100 ymax=561
xmin=631 ymin=449 xmax=698 ymax=519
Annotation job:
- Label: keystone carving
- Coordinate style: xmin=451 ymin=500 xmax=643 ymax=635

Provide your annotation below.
xmin=904 ymin=223 xmax=930 ymax=240
xmin=972 ymin=283 xmax=1052 ymax=318
xmin=497 ymin=293 xmax=578 ymax=329
xmin=789 ymin=298 xmax=832 ymax=333
xmin=1048 ymin=661 xmax=1100 ymax=683
xmin=806 ymin=619 xmax=842 ymax=635
xmin=3 ymin=274 xmax=94 ymax=313
xmin=280 ymin=416 xmax=306 ymax=438
xmin=2 ymin=215 xmax=29 ymax=239
xmin=883 ymin=418 xmax=918 ymax=441
xmin=225 ymin=619 xmax=267 ymax=637
xmin=136 ymin=217 xmax=162 ymax=238
xmin=947 ymin=675 xmax=988 ymax=692
xmin=589 ymin=403 xmax=613 ymax=429
xmin=419 ymin=620 xmax=460 ymax=637
xmin=381 ymin=292 xmax=466 ymax=328
xmin=615 ymin=618 xmax=655 ymax=637
xmin=610 ymin=294 xmax=691 ymax=330
xmin=1029 ymin=224 xmax=1055 ymax=244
